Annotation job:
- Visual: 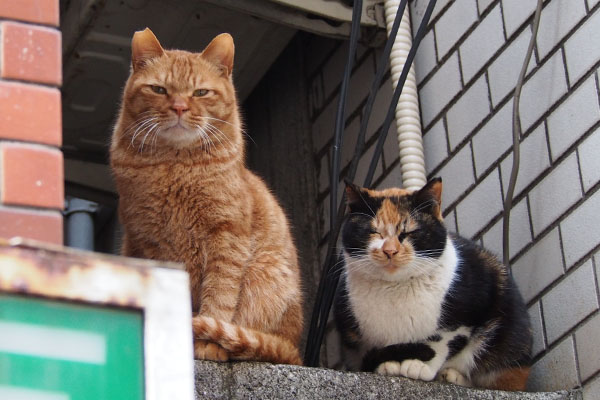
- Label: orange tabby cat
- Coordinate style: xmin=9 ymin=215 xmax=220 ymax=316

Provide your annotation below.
xmin=110 ymin=28 xmax=303 ymax=365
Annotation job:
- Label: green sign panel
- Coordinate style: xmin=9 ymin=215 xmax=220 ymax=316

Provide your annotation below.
xmin=0 ymin=294 xmax=144 ymax=400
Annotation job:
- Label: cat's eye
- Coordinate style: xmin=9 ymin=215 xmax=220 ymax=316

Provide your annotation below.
xmin=399 ymin=228 xmax=420 ymax=242
xmin=150 ymin=85 xmax=167 ymax=95
xmin=193 ymin=89 xmax=210 ymax=97
xmin=369 ymin=228 xmax=382 ymax=238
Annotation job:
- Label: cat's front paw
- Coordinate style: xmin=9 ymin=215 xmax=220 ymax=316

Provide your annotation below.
xmin=194 ymin=339 xmax=229 ymax=362
xmin=439 ymin=367 xmax=470 ymax=387
xmin=375 ymin=361 xmax=403 ymax=376
xmin=399 ymin=359 xmax=436 ymax=381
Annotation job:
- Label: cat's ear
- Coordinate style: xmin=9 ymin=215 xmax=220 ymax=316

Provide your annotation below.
xmin=202 ymin=33 xmax=235 ymax=77
xmin=345 ymin=180 xmax=372 ymax=214
xmin=414 ymin=177 xmax=443 ymax=221
xmin=131 ymin=28 xmax=164 ymax=72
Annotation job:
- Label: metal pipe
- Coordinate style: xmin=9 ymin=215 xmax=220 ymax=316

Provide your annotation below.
xmin=64 ymin=197 xmax=98 ymax=251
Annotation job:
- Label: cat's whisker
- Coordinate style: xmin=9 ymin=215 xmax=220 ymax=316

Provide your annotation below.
xmin=205 ymin=122 xmax=235 ymax=150
xmin=348 ymin=212 xmax=376 ymax=219
xmin=356 ymin=190 xmax=376 ymax=217
xmin=139 ymin=122 xmax=160 ymax=154
xmin=199 ymin=116 xmax=257 ymax=146
xmin=204 ymin=124 xmax=227 ymax=149
xmin=129 ymin=117 xmax=159 ymax=149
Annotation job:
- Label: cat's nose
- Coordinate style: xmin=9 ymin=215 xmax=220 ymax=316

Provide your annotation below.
xmin=171 ymin=97 xmax=189 ymax=116
xmin=382 ymin=241 xmax=399 ymax=258
xmin=383 ymin=248 xmax=398 ymax=258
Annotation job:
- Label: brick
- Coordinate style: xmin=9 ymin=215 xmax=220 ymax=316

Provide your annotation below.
xmin=382 ymin=120 xmax=399 ymax=169
xmin=455 ymin=169 xmax=503 ymax=238
xmin=414 ymin=30 xmax=437 ymax=84
xmin=419 ymin=52 xmax=462 ymax=127
xmin=500 ymin=123 xmax=550 ymax=197
xmin=443 ymin=209 xmax=457 ymax=234
xmin=547 ymin=75 xmax=600 ymax=161
xmin=367 ymin=76 xmax=394 ymax=141
xmin=322 ymin=45 xmax=346 ymax=99
xmin=318 ymin=153 xmax=329 ymax=194
xmin=423 ymin=119 xmax=448 ymax=175
xmin=488 ymin=28 xmax=536 ymax=107
xmin=536 ymin=0 xmax=586 ymax=60
xmin=564 ymin=7 xmax=600 ymax=84
xmin=306 ymin=36 xmax=339 ymax=77
xmin=529 ymin=152 xmax=582 ymax=237
xmin=376 ymin=167 xmax=402 ymax=190
xmin=597 ymin=252 xmax=600 ymax=296
xmin=472 ymin=100 xmax=513 ymax=177
xmin=0 ymin=0 xmax=58 ymax=26
xmin=501 ymin=0 xmax=539 ymax=39
xmin=527 ymin=336 xmax=579 ymax=392
xmin=340 ymin=115 xmax=361 ymax=170
xmin=585 ymin=375 xmax=600 ymax=400
xmin=0 ymin=22 xmax=61 ymax=86
xmin=355 ymin=141 xmax=383 ymax=187
xmin=481 ymin=197 xmax=531 ymax=261
xmin=583 ymin=128 xmax=600 ymax=192
xmin=576 ymin=312 xmax=600 ymax=380
xmin=459 ymin=4 xmax=505 ymax=83
xmin=447 ymin=76 xmax=490 ymax=150
xmin=313 ymin=96 xmax=337 ymax=152
xmin=512 ymin=228 xmax=564 ymax=303
xmin=543 ymin=261 xmax=598 ymax=344
xmin=434 ymin=0 xmax=478 ymax=58
xmin=410 ymin=0 xmax=452 ymax=26
xmin=542 ymin=259 xmax=598 ymax=344
xmin=528 ymin=302 xmax=546 ymax=358
xmin=308 ymin=74 xmax=324 ymax=119
xmin=437 ymin=144 xmax=474 ymax=208
xmin=0 ymin=206 xmax=62 ymax=244
xmin=520 ymin=50 xmax=569 ymax=132
xmin=0 ymin=142 xmax=63 ymax=209
xmin=320 ymin=193 xmax=330 ymax=240
xmin=561 ymin=188 xmax=600 ymax=268
xmin=0 ymin=81 xmax=61 ymax=146
xmin=477 ymin=0 xmax=495 ymax=14
xmin=347 ymin=54 xmax=376 ymax=117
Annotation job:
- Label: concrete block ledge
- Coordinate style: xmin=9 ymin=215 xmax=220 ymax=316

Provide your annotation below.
xmin=194 ymin=361 xmax=581 ymax=399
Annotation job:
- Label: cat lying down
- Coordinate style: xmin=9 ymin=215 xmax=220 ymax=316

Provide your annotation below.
xmin=335 ymin=179 xmax=532 ymax=390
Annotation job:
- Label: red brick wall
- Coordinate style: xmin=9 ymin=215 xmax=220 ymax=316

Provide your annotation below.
xmin=0 ymin=0 xmax=63 ymax=245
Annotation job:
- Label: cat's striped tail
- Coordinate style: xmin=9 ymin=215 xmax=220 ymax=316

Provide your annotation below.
xmin=192 ymin=315 xmax=302 ymax=365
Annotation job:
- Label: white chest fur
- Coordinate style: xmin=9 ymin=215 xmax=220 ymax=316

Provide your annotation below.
xmin=345 ymin=237 xmax=459 ymax=348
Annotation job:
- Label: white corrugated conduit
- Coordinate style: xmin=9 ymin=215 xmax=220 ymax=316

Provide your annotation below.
xmin=383 ymin=0 xmax=427 ymax=191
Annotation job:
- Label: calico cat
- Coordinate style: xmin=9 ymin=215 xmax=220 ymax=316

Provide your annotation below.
xmin=110 ymin=28 xmax=303 ymax=365
xmin=334 ymin=178 xmax=532 ymax=390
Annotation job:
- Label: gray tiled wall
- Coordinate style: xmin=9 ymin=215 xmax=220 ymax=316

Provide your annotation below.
xmin=409 ymin=0 xmax=600 ymax=395
xmin=307 ymin=0 xmax=600 ymax=395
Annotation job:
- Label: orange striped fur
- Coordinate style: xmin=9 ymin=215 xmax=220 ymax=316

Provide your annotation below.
xmin=110 ymin=28 xmax=303 ymax=364
xmin=192 ymin=316 xmax=302 ymax=365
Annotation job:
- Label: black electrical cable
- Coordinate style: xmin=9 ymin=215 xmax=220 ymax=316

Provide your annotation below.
xmin=304 ymin=1 xmax=408 ymax=366
xmin=304 ymin=0 xmax=438 ymax=367
xmin=502 ymin=0 xmax=543 ymax=268
xmin=305 ymin=0 xmax=363 ymax=367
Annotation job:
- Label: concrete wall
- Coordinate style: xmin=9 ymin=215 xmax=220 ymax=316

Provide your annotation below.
xmin=409 ymin=0 xmax=600 ymax=396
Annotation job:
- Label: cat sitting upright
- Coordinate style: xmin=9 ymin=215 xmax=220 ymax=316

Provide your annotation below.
xmin=110 ymin=28 xmax=303 ymax=365
xmin=334 ymin=178 xmax=532 ymax=390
